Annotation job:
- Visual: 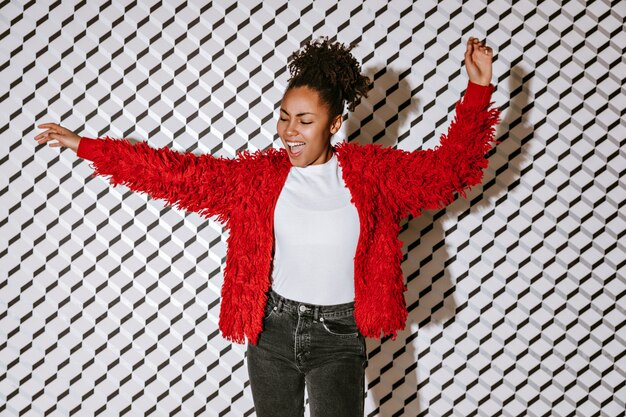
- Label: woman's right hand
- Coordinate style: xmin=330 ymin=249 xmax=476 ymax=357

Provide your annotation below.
xmin=34 ymin=123 xmax=82 ymax=153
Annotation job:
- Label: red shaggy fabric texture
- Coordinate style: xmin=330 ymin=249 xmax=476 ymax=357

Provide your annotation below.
xmin=77 ymin=80 xmax=500 ymax=345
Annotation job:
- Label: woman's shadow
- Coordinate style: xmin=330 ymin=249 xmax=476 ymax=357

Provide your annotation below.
xmin=342 ymin=65 xmax=531 ymax=416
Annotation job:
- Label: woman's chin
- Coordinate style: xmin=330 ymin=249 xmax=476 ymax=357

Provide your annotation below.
xmin=289 ymin=158 xmax=307 ymax=167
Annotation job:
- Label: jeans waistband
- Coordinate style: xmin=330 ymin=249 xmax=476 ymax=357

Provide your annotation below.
xmin=267 ymin=287 xmax=355 ymax=320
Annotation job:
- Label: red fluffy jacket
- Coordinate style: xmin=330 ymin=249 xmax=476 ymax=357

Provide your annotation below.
xmin=76 ymin=80 xmax=500 ymax=345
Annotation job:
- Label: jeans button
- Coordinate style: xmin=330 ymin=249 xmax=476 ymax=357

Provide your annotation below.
xmin=299 ymin=305 xmax=307 ymax=312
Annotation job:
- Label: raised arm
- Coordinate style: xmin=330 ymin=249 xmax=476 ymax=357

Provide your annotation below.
xmin=385 ymin=37 xmax=501 ymax=219
xmin=387 ymin=81 xmax=500 ymax=219
xmin=76 ymin=136 xmax=241 ymax=224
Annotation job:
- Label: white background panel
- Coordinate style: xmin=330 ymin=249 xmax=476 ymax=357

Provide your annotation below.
xmin=1 ymin=1 xmax=624 ymax=416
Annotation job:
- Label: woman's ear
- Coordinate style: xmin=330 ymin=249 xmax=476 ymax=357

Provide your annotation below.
xmin=329 ymin=114 xmax=343 ymax=134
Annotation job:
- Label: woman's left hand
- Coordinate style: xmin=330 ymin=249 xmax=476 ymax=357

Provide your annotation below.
xmin=464 ymin=36 xmax=493 ymax=86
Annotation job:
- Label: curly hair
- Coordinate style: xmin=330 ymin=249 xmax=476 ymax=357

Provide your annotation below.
xmin=286 ymin=37 xmax=371 ymax=118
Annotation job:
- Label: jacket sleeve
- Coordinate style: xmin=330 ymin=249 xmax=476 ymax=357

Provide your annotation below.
xmin=76 ymin=136 xmax=241 ymax=224
xmin=385 ymin=81 xmax=501 ymax=219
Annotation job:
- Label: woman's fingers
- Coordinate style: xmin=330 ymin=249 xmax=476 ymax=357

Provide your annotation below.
xmin=37 ymin=123 xmax=61 ymax=134
xmin=467 ymin=36 xmax=492 ymax=54
xmin=34 ymin=128 xmax=55 ymax=141
xmin=35 ymin=123 xmax=75 ymax=142
xmin=36 ymin=123 xmax=71 ymax=136
xmin=467 ymin=37 xmax=494 ymax=57
xmin=43 ymin=131 xmax=58 ymax=144
xmin=466 ymin=36 xmax=491 ymax=61
xmin=34 ymin=130 xmax=52 ymax=142
xmin=34 ymin=130 xmax=60 ymax=144
xmin=35 ymin=123 xmax=61 ymax=141
xmin=465 ymin=37 xmax=476 ymax=66
xmin=34 ymin=128 xmax=63 ymax=146
xmin=465 ymin=38 xmax=474 ymax=57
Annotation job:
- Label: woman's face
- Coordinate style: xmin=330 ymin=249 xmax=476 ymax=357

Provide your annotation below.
xmin=277 ymin=86 xmax=342 ymax=167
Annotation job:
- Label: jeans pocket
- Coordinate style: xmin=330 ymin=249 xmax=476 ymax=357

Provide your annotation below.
xmin=263 ymin=301 xmax=278 ymax=321
xmin=320 ymin=312 xmax=359 ymax=337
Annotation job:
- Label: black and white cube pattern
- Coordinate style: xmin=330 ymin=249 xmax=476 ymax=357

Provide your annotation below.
xmin=1 ymin=1 xmax=624 ymax=416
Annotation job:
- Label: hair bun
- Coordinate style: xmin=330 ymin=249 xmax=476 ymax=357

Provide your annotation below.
xmin=287 ymin=37 xmax=371 ymax=114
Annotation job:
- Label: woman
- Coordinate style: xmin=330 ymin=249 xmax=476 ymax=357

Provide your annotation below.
xmin=35 ymin=36 xmax=499 ymax=417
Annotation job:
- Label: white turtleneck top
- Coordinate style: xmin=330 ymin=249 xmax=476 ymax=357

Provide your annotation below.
xmin=270 ymin=151 xmax=360 ymax=305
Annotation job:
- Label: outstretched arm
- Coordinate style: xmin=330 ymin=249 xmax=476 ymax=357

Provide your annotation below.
xmin=36 ymin=125 xmax=243 ymax=224
xmin=387 ymin=37 xmax=501 ymax=219
xmin=75 ymin=136 xmax=241 ymax=224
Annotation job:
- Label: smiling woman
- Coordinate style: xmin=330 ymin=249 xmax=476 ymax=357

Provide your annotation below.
xmin=278 ymin=86 xmax=341 ymax=164
xmin=34 ymin=35 xmax=499 ymax=417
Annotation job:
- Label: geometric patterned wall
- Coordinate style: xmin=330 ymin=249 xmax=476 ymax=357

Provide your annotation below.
xmin=2 ymin=1 xmax=624 ymax=416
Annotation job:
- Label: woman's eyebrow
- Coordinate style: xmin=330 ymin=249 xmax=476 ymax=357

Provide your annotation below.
xmin=280 ymin=108 xmax=316 ymax=116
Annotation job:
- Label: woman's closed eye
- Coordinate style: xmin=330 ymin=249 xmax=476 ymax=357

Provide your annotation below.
xmin=279 ymin=118 xmax=313 ymax=125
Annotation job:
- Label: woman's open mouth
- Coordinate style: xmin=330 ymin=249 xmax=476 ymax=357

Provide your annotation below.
xmin=287 ymin=141 xmax=305 ymax=157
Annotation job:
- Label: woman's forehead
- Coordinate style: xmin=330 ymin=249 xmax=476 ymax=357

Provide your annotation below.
xmin=281 ymin=86 xmax=326 ymax=114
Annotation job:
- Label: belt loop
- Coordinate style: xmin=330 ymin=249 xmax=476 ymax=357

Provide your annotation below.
xmin=276 ymin=298 xmax=283 ymax=313
xmin=314 ymin=306 xmax=319 ymax=321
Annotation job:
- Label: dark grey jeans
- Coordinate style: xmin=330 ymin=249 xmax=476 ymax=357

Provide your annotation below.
xmin=246 ymin=287 xmax=367 ymax=417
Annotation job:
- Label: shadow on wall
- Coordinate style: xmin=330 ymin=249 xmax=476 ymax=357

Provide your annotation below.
xmin=343 ymin=64 xmax=533 ymax=415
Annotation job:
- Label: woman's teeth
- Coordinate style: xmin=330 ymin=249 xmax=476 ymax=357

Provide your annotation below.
xmin=289 ymin=142 xmax=305 ymax=150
